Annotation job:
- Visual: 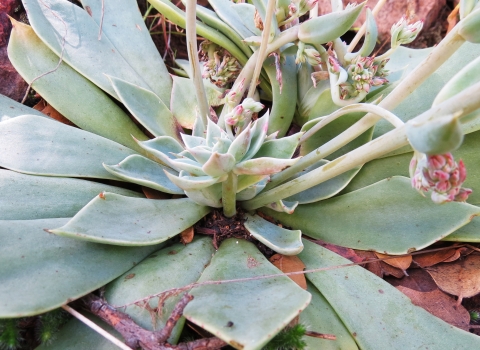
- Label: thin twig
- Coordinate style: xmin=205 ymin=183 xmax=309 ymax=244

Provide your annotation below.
xmin=117 ymin=245 xmax=465 ymax=309
xmin=304 ymin=330 xmax=336 ymax=340
xmin=61 ymin=304 xmax=134 ymax=350
xmin=21 ymin=0 xmax=68 ymax=103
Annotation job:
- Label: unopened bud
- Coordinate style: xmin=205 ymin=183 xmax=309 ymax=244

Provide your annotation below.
xmin=391 ymin=17 xmax=423 ymax=48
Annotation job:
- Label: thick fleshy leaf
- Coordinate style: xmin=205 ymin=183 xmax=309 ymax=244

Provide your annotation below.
xmin=253 ymin=133 xmax=302 ymax=159
xmin=104 ymin=238 xmax=215 ymax=344
xmin=164 ymin=172 xmax=226 ymax=191
xmin=109 ymin=76 xmax=181 ymax=141
xmin=231 ymin=3 xmax=261 ymax=36
xmin=236 ymin=177 xmax=269 ymax=201
xmin=244 ymin=214 xmax=303 ymax=255
xmin=103 ymin=155 xmax=184 ymax=195
xmin=136 ymin=136 xmax=185 ymax=168
xmin=300 ymin=239 xmax=480 ymax=349
xmin=443 ymin=216 xmax=480 ymax=242
xmin=169 ymin=158 xmax=206 ymax=176
xmin=7 ymin=19 xmax=147 ymax=151
xmin=262 ymin=177 xmax=480 ymax=254
xmin=242 ymin=112 xmax=270 ymax=161
xmin=0 ymin=218 xmax=161 ymax=317
xmin=237 ymin=174 xmax=269 ymax=192
xmin=185 ymin=183 xmax=223 ymax=207
xmin=208 ymin=0 xmax=255 ymax=39
xmin=202 ymin=152 xmax=236 ymax=177
xmin=300 ymin=282 xmax=359 ymax=350
xmin=298 ymin=3 xmax=364 ymax=44
xmin=49 ymin=194 xmax=210 ymax=246
xmin=348 ymin=8 xmax=377 ymax=59
xmin=81 ymin=0 xmax=172 ymax=104
xmin=35 ymin=313 xmax=121 ymax=350
xmin=0 ymin=170 xmax=142 ymax=220
xmin=186 ymin=146 xmax=213 ymax=165
xmin=234 ymin=157 xmax=298 ymax=175
xmin=206 ymin=118 xmax=227 ymax=147
xmin=286 ymin=161 xmax=362 ymax=204
xmin=23 ymin=0 xmax=155 ymax=99
xmin=184 ymin=239 xmax=311 ymax=350
xmin=0 ymin=115 xmax=136 ymax=179
xmin=0 ymin=94 xmax=46 ymax=122
xmin=264 ymin=199 xmax=299 ymax=214
xmin=228 ymin=124 xmax=252 ymax=161
xmin=170 ymin=76 xmax=225 ymax=129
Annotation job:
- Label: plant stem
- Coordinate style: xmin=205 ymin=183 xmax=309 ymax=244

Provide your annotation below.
xmin=185 ymin=0 xmax=209 ymax=129
xmin=243 ymin=80 xmax=480 ymax=210
xmin=222 ymin=172 xmax=238 ymax=217
xmin=265 ymin=25 xmax=465 ymax=189
xmin=347 ymin=0 xmax=387 ymax=52
xmin=247 ymin=0 xmax=277 ymax=98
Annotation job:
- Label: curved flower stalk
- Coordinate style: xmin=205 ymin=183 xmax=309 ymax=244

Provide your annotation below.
xmin=3 ymin=0 xmax=480 ymax=349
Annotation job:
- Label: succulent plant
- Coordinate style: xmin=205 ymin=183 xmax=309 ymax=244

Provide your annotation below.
xmin=3 ymin=0 xmax=480 ymax=349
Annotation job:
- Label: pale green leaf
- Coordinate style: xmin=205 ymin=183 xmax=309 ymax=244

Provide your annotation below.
xmin=0 ymin=94 xmax=46 ymax=122
xmin=300 ymin=282 xmax=358 ymax=350
xmin=104 ymin=238 xmax=215 ymax=344
xmin=81 ymin=0 xmax=172 ymax=104
xmin=185 ymin=183 xmax=223 ymax=207
xmin=253 ymin=133 xmax=302 ymax=159
xmin=165 ymin=172 xmax=225 ymax=191
xmin=300 ymin=239 xmax=480 ymax=349
xmin=0 ymin=115 xmax=136 ymax=179
xmin=443 ymin=216 xmax=480 ymax=242
xmin=0 ymin=218 xmax=161 ymax=317
xmin=285 ymin=160 xmax=361 ymax=204
xmin=23 ymin=0 xmax=154 ymax=99
xmin=109 ymin=76 xmax=181 ymax=141
xmin=262 ymin=177 xmax=480 ymax=254
xmin=7 ymin=20 xmax=148 ymax=151
xmin=244 ymin=214 xmax=303 ymax=255
xmin=184 ymin=239 xmax=311 ymax=350
xmin=49 ymin=194 xmax=210 ymax=246
xmin=103 ymin=155 xmax=184 ymax=195
xmin=0 ymin=170 xmax=142 ymax=220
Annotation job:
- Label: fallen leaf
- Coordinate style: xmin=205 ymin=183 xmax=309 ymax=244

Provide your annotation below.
xmin=442 ymin=249 xmax=462 ymax=263
xmin=413 ymin=248 xmax=457 ymax=268
xmin=379 ymin=261 xmax=405 ymax=278
xmin=397 ymin=286 xmax=470 ymax=331
xmin=426 ymin=254 xmax=480 ymax=304
xmin=355 ymin=250 xmax=383 ymax=278
xmin=180 ymin=226 xmax=194 ymax=245
xmin=142 ymin=187 xmax=170 ymax=199
xmin=386 ymin=268 xmax=438 ymax=292
xmin=375 ymin=252 xmax=412 ymax=272
xmin=33 ymin=99 xmax=76 ymax=126
xmin=270 ymin=254 xmax=307 ymax=290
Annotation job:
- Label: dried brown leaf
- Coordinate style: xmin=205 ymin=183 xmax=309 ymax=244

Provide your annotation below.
xmin=355 ymin=250 xmax=383 ymax=278
xmin=426 ymin=255 xmax=480 ymax=304
xmin=413 ymin=248 xmax=457 ymax=268
xmin=442 ymin=249 xmax=462 ymax=263
xmin=386 ymin=268 xmax=438 ymax=292
xmin=375 ymin=252 xmax=412 ymax=271
xmin=379 ymin=261 xmax=405 ymax=278
xmin=33 ymin=99 xmax=76 ymax=126
xmin=314 ymin=240 xmax=363 ymax=263
xmin=397 ymin=286 xmax=470 ymax=330
xmin=270 ymin=254 xmax=307 ymax=290
xmin=446 ymin=3 xmax=460 ymax=35
xmin=142 ymin=187 xmax=171 ymax=199
xmin=180 ymin=226 xmax=194 ymax=245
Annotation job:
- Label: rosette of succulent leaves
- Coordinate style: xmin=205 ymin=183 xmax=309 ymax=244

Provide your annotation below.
xmin=3 ymin=0 xmax=480 ymax=349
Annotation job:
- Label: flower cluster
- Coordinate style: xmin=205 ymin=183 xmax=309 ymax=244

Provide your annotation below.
xmin=199 ymin=40 xmax=241 ymax=87
xmin=410 ymin=152 xmax=472 ymax=204
xmin=225 ymin=98 xmax=264 ymax=129
xmin=329 ymin=54 xmax=389 ymax=100
xmin=391 ymin=17 xmax=424 ymax=48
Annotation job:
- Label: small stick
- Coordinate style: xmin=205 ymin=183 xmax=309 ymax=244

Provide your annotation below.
xmin=61 ymin=304 xmax=134 ymax=350
xmin=304 ymin=330 xmax=336 ymax=340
